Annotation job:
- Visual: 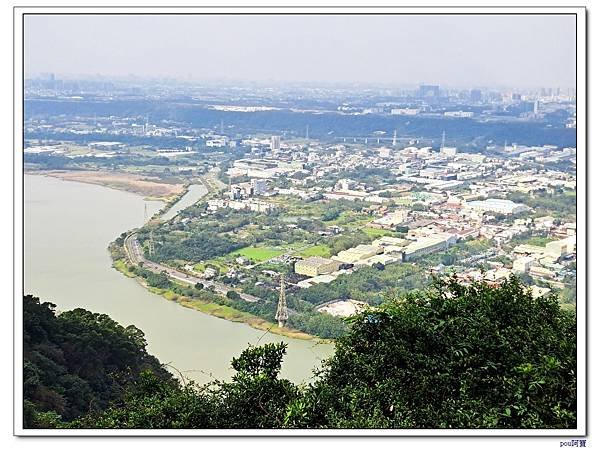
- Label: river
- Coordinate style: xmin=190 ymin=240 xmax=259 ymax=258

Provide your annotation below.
xmin=161 ymin=183 xmax=208 ymax=221
xmin=24 ymin=174 xmax=333 ymax=385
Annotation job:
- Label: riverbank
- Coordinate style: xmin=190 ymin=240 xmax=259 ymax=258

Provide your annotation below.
xmin=26 ymin=174 xmax=333 ymax=384
xmin=107 ymin=179 xmax=326 ymax=342
xmin=79 ymin=167 xmax=331 ymax=343
xmin=112 ymin=257 xmax=326 ymax=342
xmin=161 ymin=183 xmax=208 ymax=220
xmin=29 ymin=169 xmax=185 ymax=200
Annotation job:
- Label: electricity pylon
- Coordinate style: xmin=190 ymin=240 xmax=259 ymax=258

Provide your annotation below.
xmin=275 ymin=273 xmax=289 ymax=328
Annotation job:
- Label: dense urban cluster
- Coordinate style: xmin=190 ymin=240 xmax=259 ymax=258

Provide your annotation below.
xmin=24 ymin=76 xmax=577 ymax=338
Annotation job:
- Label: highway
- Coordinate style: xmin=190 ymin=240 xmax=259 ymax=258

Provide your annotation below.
xmin=122 ymin=170 xmax=260 ymax=303
xmin=123 ymin=232 xmax=260 ymax=302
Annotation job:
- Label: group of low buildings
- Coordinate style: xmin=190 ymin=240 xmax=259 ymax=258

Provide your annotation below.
xmin=293 ymin=229 xmax=462 ymax=289
xmin=465 ymin=198 xmax=530 ymax=215
xmin=229 ymin=178 xmax=268 ymax=199
xmin=204 ymin=136 xmax=576 ymax=306
xmin=207 ymin=198 xmax=276 ymax=213
xmin=512 ymin=236 xmax=576 ymax=280
xmin=227 ymin=158 xmax=304 ymax=179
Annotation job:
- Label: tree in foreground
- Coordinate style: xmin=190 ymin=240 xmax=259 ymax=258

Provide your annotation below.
xmin=71 ymin=342 xmax=298 ymax=429
xmin=289 ymin=276 xmax=576 ymax=428
xmin=23 ymin=295 xmax=173 ymax=428
xmin=26 ymin=275 xmax=576 ymax=429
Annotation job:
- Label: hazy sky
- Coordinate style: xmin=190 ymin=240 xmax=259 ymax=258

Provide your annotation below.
xmin=25 ymin=14 xmax=576 ymax=88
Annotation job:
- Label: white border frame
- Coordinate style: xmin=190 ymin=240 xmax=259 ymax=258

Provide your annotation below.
xmin=13 ymin=5 xmax=587 ymax=437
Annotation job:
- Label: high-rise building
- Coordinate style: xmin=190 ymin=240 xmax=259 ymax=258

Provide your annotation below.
xmin=470 ymin=89 xmax=482 ymax=102
xmin=419 ymin=85 xmax=440 ymax=98
xmin=270 ymin=135 xmax=281 ymax=151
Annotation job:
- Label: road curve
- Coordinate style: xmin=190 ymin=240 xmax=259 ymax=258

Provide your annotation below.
xmin=123 ymin=232 xmax=260 ymax=301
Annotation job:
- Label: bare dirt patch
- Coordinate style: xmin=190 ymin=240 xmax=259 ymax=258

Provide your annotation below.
xmin=37 ymin=170 xmax=185 ymax=199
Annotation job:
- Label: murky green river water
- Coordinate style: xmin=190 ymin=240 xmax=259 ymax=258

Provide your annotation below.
xmin=24 ymin=174 xmax=333 ymax=384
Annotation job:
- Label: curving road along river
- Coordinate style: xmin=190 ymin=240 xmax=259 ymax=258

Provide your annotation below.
xmin=127 ymin=178 xmax=260 ymax=301
xmin=24 ymin=174 xmax=333 ymax=385
xmin=124 ymin=232 xmax=261 ymax=303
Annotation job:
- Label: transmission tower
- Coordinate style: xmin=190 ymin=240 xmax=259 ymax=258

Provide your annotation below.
xmin=275 ymin=273 xmax=289 ymax=328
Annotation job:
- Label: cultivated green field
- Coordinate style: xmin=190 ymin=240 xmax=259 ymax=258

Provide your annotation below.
xmin=293 ymin=244 xmax=331 ymax=258
xmin=523 ymin=236 xmax=557 ymax=247
xmin=362 ymin=226 xmax=401 ymax=238
xmin=193 ymin=259 xmax=229 ymax=274
xmin=230 ymin=246 xmax=285 ymax=262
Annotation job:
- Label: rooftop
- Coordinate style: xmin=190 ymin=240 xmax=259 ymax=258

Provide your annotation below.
xmin=296 ymin=256 xmax=336 ymax=267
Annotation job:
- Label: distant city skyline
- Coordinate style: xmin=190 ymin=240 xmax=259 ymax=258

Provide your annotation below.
xmin=25 ymin=14 xmax=576 ymax=89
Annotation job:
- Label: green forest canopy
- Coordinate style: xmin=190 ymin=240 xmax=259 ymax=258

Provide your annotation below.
xmin=23 ymin=276 xmax=576 ymax=429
